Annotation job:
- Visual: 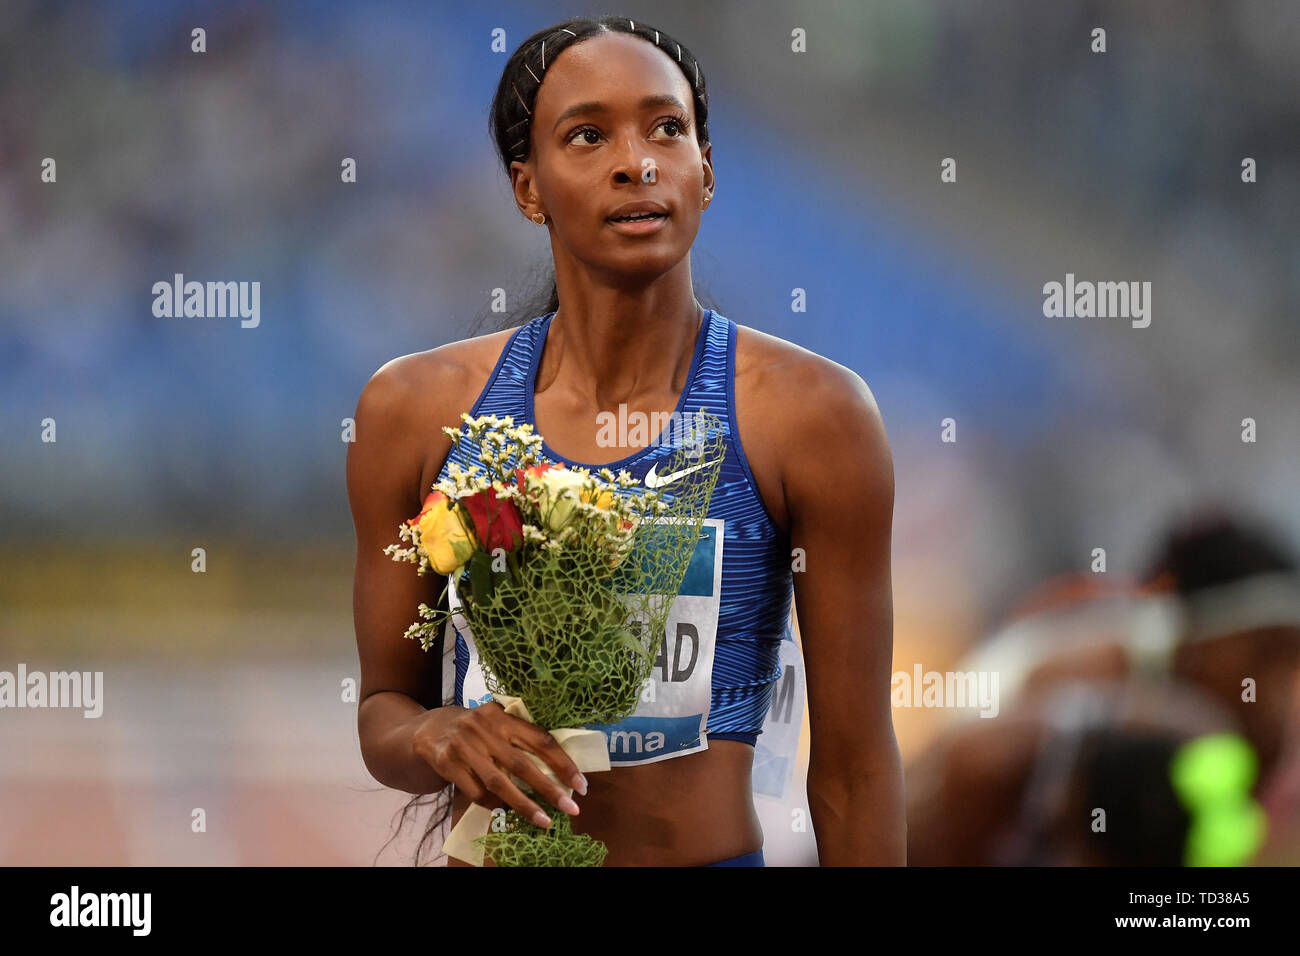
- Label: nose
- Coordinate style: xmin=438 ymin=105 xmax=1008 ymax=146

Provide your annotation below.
xmin=609 ymin=129 xmax=650 ymax=185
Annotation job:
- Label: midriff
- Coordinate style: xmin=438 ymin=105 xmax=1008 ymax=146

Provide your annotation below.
xmin=446 ymin=737 xmax=762 ymax=866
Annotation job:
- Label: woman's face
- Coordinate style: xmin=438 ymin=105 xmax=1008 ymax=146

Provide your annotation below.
xmin=511 ymin=32 xmax=714 ymax=283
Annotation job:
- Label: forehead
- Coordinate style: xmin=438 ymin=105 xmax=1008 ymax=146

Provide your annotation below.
xmin=533 ymin=32 xmax=693 ymax=123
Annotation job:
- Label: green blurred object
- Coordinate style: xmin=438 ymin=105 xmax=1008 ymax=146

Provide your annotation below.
xmin=1169 ymin=732 xmax=1268 ymax=867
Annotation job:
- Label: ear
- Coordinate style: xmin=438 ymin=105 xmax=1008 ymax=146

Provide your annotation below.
xmin=700 ymin=142 xmax=715 ymax=196
xmin=510 ymin=159 xmax=539 ymax=219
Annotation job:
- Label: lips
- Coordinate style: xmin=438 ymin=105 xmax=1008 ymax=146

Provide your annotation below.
xmin=606 ymin=201 xmax=669 ymax=223
xmin=608 ymin=211 xmax=666 ymax=222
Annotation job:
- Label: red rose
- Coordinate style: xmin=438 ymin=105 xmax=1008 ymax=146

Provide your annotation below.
xmin=460 ymin=484 xmax=524 ymax=553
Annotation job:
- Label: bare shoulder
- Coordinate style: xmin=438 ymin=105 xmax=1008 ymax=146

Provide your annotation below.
xmin=350 ymin=325 xmax=523 ymax=504
xmin=367 ymin=324 xmax=517 ymax=403
xmin=733 ymin=322 xmax=890 ymax=475
xmin=734 ymin=323 xmax=879 ymax=407
xmin=728 ymin=323 xmax=890 ymax=535
xmin=360 ymin=326 xmax=519 ymax=426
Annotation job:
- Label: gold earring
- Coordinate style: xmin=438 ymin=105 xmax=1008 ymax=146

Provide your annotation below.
xmin=531 ymin=212 xmax=547 ymax=225
xmin=702 ymin=195 xmax=711 ymax=208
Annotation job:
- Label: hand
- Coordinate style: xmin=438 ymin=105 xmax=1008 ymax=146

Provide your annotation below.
xmin=411 ymin=703 xmax=588 ymax=828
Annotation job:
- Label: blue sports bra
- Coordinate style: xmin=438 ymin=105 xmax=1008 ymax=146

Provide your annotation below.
xmin=436 ymin=309 xmax=795 ymax=759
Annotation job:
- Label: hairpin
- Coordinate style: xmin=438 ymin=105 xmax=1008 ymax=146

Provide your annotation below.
xmin=512 ymin=82 xmax=530 ymax=114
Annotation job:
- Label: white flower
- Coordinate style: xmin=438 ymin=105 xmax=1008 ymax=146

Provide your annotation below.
xmin=523 ymin=467 xmax=588 ymax=532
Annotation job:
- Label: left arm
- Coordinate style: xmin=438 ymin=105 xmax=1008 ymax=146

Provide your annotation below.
xmin=782 ymin=358 xmax=904 ymax=865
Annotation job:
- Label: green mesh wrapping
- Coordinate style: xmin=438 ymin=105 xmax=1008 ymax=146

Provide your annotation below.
xmin=395 ymin=408 xmax=726 ymax=865
xmin=474 ymin=800 xmax=609 ymax=867
xmin=464 ymin=424 xmax=725 ymax=729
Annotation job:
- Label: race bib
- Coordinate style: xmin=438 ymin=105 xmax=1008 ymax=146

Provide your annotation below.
xmin=450 ymin=518 xmax=725 ymax=768
xmin=752 ymin=622 xmax=805 ymax=799
xmin=439 ymin=613 xmax=458 ymax=709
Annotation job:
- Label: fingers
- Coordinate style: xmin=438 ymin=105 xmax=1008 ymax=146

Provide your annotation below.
xmin=487 ymin=732 xmax=584 ymax=818
xmin=428 ymin=759 xmax=502 ymax=810
xmin=414 ymin=702 xmax=589 ymax=829
xmin=459 ymin=746 xmax=557 ymax=829
xmin=501 ymin=714 xmax=589 ymax=796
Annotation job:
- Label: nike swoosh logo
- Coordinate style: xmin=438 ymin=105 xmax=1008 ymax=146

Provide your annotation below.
xmin=644 ymin=457 xmax=721 ymax=488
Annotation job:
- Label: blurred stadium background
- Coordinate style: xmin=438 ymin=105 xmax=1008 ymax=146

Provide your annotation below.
xmin=1 ymin=0 xmax=1297 ymax=864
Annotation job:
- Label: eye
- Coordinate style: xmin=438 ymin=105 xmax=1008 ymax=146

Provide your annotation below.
xmin=566 ymin=126 xmax=602 ymax=146
xmin=651 ymin=113 xmax=691 ymax=139
xmin=565 ymin=113 xmax=693 ymax=147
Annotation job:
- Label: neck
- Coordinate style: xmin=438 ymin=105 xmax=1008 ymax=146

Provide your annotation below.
xmin=539 ymin=270 xmax=704 ymax=410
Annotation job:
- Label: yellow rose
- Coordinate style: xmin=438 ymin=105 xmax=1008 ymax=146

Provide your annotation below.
xmin=411 ymin=491 xmax=477 ymax=573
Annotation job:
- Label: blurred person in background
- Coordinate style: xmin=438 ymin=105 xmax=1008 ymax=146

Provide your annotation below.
xmin=907 ymin=679 xmax=1275 ymax=865
xmin=962 ymin=512 xmax=1300 ymax=781
xmin=908 ymin=509 xmax=1300 ymax=864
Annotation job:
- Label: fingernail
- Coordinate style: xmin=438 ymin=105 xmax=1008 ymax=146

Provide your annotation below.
xmin=559 ymin=795 xmax=580 ymax=815
xmin=574 ymin=774 xmax=588 ymax=795
xmin=532 ymin=810 xmax=552 ymax=828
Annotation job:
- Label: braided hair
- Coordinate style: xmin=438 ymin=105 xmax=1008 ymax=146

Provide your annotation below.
xmin=468 ymin=15 xmax=718 ymax=337
xmin=490 ymin=17 xmax=711 ymax=172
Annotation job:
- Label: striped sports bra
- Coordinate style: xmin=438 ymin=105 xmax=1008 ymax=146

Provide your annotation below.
xmin=437 ymin=308 xmax=795 ymax=762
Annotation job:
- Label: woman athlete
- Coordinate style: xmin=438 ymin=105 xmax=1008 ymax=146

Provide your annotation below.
xmin=347 ymin=16 xmax=903 ymax=866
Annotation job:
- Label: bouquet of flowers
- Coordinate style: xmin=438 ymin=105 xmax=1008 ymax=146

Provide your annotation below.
xmin=385 ymin=409 xmax=725 ymax=866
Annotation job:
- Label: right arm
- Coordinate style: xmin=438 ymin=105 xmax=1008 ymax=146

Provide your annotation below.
xmin=346 ymin=353 xmax=586 ymax=825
